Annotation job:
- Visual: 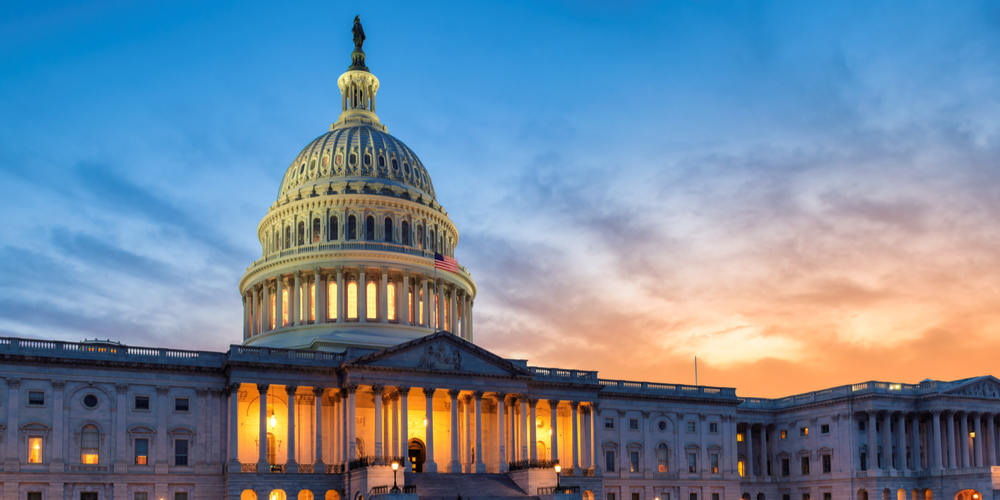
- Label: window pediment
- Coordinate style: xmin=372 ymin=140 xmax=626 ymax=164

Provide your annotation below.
xmin=167 ymin=426 xmax=195 ymax=437
xmin=796 ymin=449 xmax=811 ymax=457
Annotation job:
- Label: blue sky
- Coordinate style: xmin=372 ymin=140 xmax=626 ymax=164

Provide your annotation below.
xmin=2 ymin=1 xmax=999 ymax=396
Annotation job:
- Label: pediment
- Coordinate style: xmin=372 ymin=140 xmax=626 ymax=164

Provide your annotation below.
xmin=942 ymin=376 xmax=1000 ymax=399
xmin=346 ymin=331 xmax=533 ymax=377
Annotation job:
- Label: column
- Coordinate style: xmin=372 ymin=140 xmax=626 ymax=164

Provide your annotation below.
xmin=242 ymin=292 xmax=250 ymax=339
xmin=347 ymin=384 xmax=358 ymax=460
xmin=115 ymin=383 xmax=128 ymax=467
xmin=195 ymin=388 xmax=207 ymax=466
xmin=314 ymin=268 xmax=324 ymax=323
xmin=276 ymin=276 xmax=284 ymax=327
xmin=592 ymin=404 xmax=602 ymax=474
xmin=292 ymin=272 xmax=300 ymax=326
xmin=156 ymin=386 xmax=168 ymax=467
xmin=285 ymin=386 xmax=298 ymax=472
xmin=336 ymin=266 xmax=345 ymax=323
xmin=520 ymin=395 xmax=529 ymax=460
xmin=960 ymin=412 xmax=971 ymax=467
xmin=422 ymin=277 xmax=430 ymax=328
xmin=424 ymin=387 xmax=438 ymax=472
xmin=461 ymin=293 xmax=469 ymax=339
xmin=373 ymin=384 xmax=384 ymax=457
xmin=469 ymin=300 xmax=474 ymax=342
xmin=866 ymin=411 xmax=877 ymax=471
xmin=973 ymin=412 xmax=983 ymax=467
xmin=463 ymin=395 xmax=473 ymax=471
xmin=911 ymin=413 xmax=921 ymax=470
xmin=448 ymin=389 xmax=462 ymax=472
xmin=263 ymin=283 xmax=271 ymax=331
xmin=529 ymin=398 xmax=538 ymax=461
xmin=330 ymin=394 xmax=340 ymax=465
xmin=760 ymin=423 xmax=768 ymax=479
xmin=255 ymin=286 xmax=262 ymax=335
xmin=359 ymin=267 xmax=367 ymax=323
xmin=497 ymin=392 xmax=508 ymax=473
xmin=895 ymin=412 xmax=906 ymax=471
xmin=399 ymin=387 xmax=411 ymax=471
xmin=437 ymin=279 xmax=445 ymax=330
xmin=746 ymin=423 xmax=754 ymax=476
xmin=391 ymin=393 xmax=400 ymax=458
xmin=450 ymin=286 xmax=458 ymax=333
xmin=932 ymin=410 xmax=943 ymax=469
xmin=985 ymin=413 xmax=995 ymax=467
xmin=211 ymin=389 xmax=221 ymax=465
xmin=571 ymin=401 xmax=581 ymax=473
xmin=549 ymin=401 xmax=559 ymax=464
xmin=227 ymin=385 xmax=240 ymax=471
xmin=582 ymin=407 xmax=592 ymax=470
xmin=257 ymin=384 xmax=270 ymax=470
xmin=341 ymin=389 xmax=349 ymax=463
xmin=949 ymin=412 xmax=959 ymax=468
xmin=474 ymin=391 xmax=485 ymax=473
xmin=401 ymin=272 xmax=410 ymax=325
xmin=882 ymin=412 xmax=891 ymax=469
xmin=379 ymin=267 xmax=389 ymax=323
xmin=51 ymin=381 xmax=65 ymax=467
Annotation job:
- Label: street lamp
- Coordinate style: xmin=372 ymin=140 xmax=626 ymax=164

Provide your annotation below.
xmin=391 ymin=461 xmax=401 ymax=493
xmin=555 ymin=464 xmax=561 ymax=491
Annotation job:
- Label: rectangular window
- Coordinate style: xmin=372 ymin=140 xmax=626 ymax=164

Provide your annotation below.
xmin=174 ymin=398 xmax=189 ymax=412
xmin=803 ymin=495 xmax=811 ymax=500
xmin=28 ymin=391 xmax=44 ymax=406
xmin=135 ymin=396 xmax=150 ymax=410
xmin=737 ymin=433 xmax=744 ymax=442
xmin=710 ymin=453 xmax=719 ymax=473
xmin=27 ymin=493 xmax=42 ymax=500
xmin=175 ymin=494 xmax=189 ymax=500
xmin=135 ymin=438 xmax=149 ymax=465
xmin=605 ymin=418 xmax=615 ymax=429
xmin=630 ymin=451 xmax=640 ymax=472
xmin=822 ymin=454 xmax=831 ymax=473
xmin=783 ymin=495 xmax=791 ymax=500
xmin=135 ymin=494 xmax=149 ymax=500
xmin=824 ymin=494 xmax=832 ymax=500
xmin=800 ymin=427 xmax=808 ymax=437
xmin=781 ymin=430 xmax=787 ymax=439
xmin=28 ymin=436 xmax=43 ymax=463
xmin=688 ymin=453 xmax=697 ymax=473
xmin=738 ymin=460 xmax=745 ymax=476
xmin=860 ymin=453 xmax=867 ymax=470
xmin=606 ymin=450 xmax=616 ymax=472
xmin=801 ymin=456 xmax=810 ymax=474
xmin=821 ymin=424 xmax=830 ymax=434
xmin=713 ymin=494 xmax=720 ymax=500
xmin=859 ymin=421 xmax=866 ymax=431
xmin=608 ymin=493 xmax=616 ymax=500
xmin=781 ymin=458 xmax=790 ymax=476
xmin=632 ymin=494 xmax=640 ymax=500
xmin=175 ymin=439 xmax=189 ymax=466
xmin=687 ymin=421 xmax=696 ymax=432
xmin=690 ymin=494 xmax=698 ymax=500
xmin=629 ymin=418 xmax=639 ymax=430
xmin=709 ymin=422 xmax=718 ymax=433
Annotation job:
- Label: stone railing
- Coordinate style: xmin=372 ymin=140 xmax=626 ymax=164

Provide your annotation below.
xmin=372 ymin=486 xmax=389 ymax=495
xmin=583 ymin=468 xmax=595 ymax=477
xmin=228 ymin=345 xmax=344 ymax=368
xmin=68 ymin=464 xmax=109 ymax=472
xmin=741 ymin=380 xmax=933 ymax=410
xmin=248 ymin=242 xmax=472 ymax=279
xmin=529 ymin=367 xmax=599 ymax=382
xmin=508 ymin=459 xmax=559 ymax=471
xmin=539 ymin=487 xmax=580 ymax=495
xmin=327 ymin=463 xmax=347 ymax=474
xmin=0 ymin=337 xmax=222 ymax=367
xmin=348 ymin=456 xmax=405 ymax=469
xmin=597 ymin=379 xmax=737 ymax=399
xmin=240 ymin=463 xmax=258 ymax=473
xmin=298 ymin=464 xmax=314 ymax=473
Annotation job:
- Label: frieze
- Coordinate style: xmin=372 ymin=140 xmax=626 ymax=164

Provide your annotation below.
xmin=417 ymin=341 xmax=462 ymax=370
xmin=948 ymin=380 xmax=1000 ymax=399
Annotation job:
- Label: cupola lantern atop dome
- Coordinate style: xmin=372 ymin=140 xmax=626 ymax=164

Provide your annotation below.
xmin=333 ymin=16 xmax=384 ymax=132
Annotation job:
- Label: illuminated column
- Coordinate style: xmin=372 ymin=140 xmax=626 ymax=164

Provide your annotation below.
xmin=497 ymin=392 xmax=508 ymax=473
xmin=226 ymin=384 xmax=240 ymax=472
xmin=424 ymin=387 xmax=438 ymax=473
xmin=262 ymin=283 xmax=271 ymax=331
xmin=286 ymin=386 xmax=298 ymax=472
xmin=882 ymin=412 xmax=891 ymax=469
xmin=932 ymin=410 xmax=943 ymax=469
xmin=242 ymin=292 xmax=249 ymax=340
xmin=867 ymin=411 xmax=877 ymax=470
xmin=292 ymin=272 xmax=301 ymax=326
xmin=474 ymin=391 xmax=485 ymax=473
xmin=520 ymin=395 xmax=529 ymax=460
xmin=974 ymin=412 xmax=983 ymax=467
xmin=450 ymin=286 xmax=457 ymax=333
xmin=257 ymin=384 xmax=270 ymax=471
xmin=335 ymin=266 xmax=345 ymax=323
xmin=313 ymin=387 xmax=325 ymax=473
xmin=449 ymin=389 xmax=462 ymax=472
xmin=373 ymin=384 xmax=384 ymax=457
xmin=391 ymin=392 xmax=400 ymax=458
xmin=275 ymin=275 xmax=285 ymax=328
xmin=399 ymin=387 xmax=411 ymax=471
xmin=314 ymin=268 xmax=323 ymax=324
xmin=571 ymin=401 xmax=581 ymax=473
xmin=529 ymin=398 xmax=538 ymax=461
xmin=550 ymin=400 xmax=560 ymax=464
xmin=463 ymin=394 xmax=472 ymax=471
xmin=359 ymin=267 xmax=367 ymax=323
xmin=896 ymin=412 xmax=907 ymax=471
xmin=948 ymin=411 xmax=958 ymax=468
xmin=401 ymin=272 xmax=410 ymax=325
xmin=437 ymin=279 xmax=445 ymax=330
xmin=911 ymin=413 xmax=921 ymax=470
xmin=381 ymin=267 xmax=389 ymax=324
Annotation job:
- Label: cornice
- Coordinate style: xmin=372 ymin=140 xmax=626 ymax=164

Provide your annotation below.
xmin=598 ymin=391 xmax=742 ymax=406
xmin=0 ymin=353 xmax=225 ymax=375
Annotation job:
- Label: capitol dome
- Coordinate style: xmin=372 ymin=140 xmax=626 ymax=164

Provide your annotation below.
xmin=238 ymin=20 xmax=476 ymax=352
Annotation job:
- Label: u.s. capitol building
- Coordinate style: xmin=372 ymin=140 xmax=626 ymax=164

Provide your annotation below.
xmin=2 ymin=18 xmax=1000 ymax=500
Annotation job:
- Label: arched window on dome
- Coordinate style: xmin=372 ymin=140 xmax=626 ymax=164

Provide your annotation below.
xmin=657 ymin=443 xmax=669 ymax=472
xmin=312 ymin=218 xmax=321 ymax=244
xmin=297 ymin=222 xmax=305 ymax=246
xmin=384 ymin=217 xmax=393 ymax=243
xmin=409 ymin=285 xmax=415 ymax=324
xmin=329 ymin=216 xmax=339 ymax=241
xmin=282 ymin=288 xmax=289 ymax=327
xmin=347 ymin=216 xmax=357 ymax=241
xmin=285 ymin=226 xmax=291 ymax=249
xmin=328 ymin=282 xmax=337 ymax=321
xmin=309 ymin=281 xmax=316 ymax=322
xmin=387 ymin=282 xmax=396 ymax=321
xmin=401 ymin=221 xmax=410 ymax=246
xmin=365 ymin=216 xmax=375 ymax=241
xmin=430 ymin=230 xmax=437 ymax=253
xmin=347 ymin=282 xmax=358 ymax=319
xmin=378 ymin=155 xmax=385 ymax=168
xmin=416 ymin=225 xmax=423 ymax=249
xmin=322 ymin=155 xmax=330 ymax=168
xmin=366 ymin=282 xmax=377 ymax=320
xmin=418 ymin=288 xmax=424 ymax=325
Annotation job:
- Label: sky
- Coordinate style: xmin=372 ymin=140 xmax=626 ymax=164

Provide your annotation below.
xmin=2 ymin=1 xmax=1000 ymax=398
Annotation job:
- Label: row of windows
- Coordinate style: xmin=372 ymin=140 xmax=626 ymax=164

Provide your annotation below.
xmin=27 ymin=425 xmax=191 ymax=467
xmin=739 ymin=425 xmax=831 ymax=442
xmin=18 ymin=393 xmax=191 ymax=412
xmin=271 ymin=215 xmax=450 ymax=255
xmin=607 ymin=492 xmax=834 ymax=500
xmin=604 ymin=447 xmax=720 ymax=474
xmin=28 ymin=495 xmax=188 ymax=500
xmin=605 ymin=417 xmax=718 ymax=434
xmin=741 ymin=454 xmax=833 ymax=476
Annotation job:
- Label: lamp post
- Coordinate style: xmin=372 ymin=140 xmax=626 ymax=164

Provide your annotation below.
xmin=391 ymin=461 xmax=400 ymax=493
xmin=555 ymin=464 xmax=561 ymax=491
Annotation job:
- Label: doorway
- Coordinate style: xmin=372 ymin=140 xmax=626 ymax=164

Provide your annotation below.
xmin=409 ymin=439 xmax=426 ymax=473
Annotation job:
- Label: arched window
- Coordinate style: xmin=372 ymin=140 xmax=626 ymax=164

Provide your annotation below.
xmin=328 ymin=282 xmax=337 ymax=320
xmin=297 ymin=221 xmax=305 ymax=245
xmin=387 ymin=282 xmax=396 ymax=321
xmin=81 ymin=424 xmax=99 ymax=463
xmin=329 ymin=216 xmax=338 ymax=241
xmin=347 ymin=282 xmax=358 ymax=319
xmin=657 ymin=443 xmax=669 ymax=472
xmin=366 ymin=282 xmax=377 ymax=320
xmin=285 ymin=226 xmax=291 ymax=249
xmin=366 ymin=216 xmax=375 ymax=240
xmin=401 ymin=221 xmax=410 ymax=246
xmin=416 ymin=225 xmax=423 ymax=249
xmin=312 ymin=218 xmax=321 ymax=243
xmin=347 ymin=216 xmax=357 ymax=240
xmin=384 ymin=217 xmax=393 ymax=243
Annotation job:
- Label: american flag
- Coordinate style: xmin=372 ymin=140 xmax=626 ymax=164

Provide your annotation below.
xmin=434 ymin=253 xmax=460 ymax=274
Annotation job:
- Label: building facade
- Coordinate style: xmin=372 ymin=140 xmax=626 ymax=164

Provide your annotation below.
xmin=3 ymin=18 xmax=1000 ymax=500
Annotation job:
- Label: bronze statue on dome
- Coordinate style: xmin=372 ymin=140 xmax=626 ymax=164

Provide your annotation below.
xmin=349 ymin=15 xmax=369 ymax=71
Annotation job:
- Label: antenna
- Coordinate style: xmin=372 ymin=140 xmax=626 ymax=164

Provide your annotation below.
xmin=695 ymin=356 xmax=698 ymax=386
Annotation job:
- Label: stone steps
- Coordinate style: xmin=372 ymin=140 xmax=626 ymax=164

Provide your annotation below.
xmin=404 ymin=472 xmax=539 ymax=500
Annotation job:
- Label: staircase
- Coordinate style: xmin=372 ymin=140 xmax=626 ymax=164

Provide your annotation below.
xmin=404 ymin=472 xmax=539 ymax=500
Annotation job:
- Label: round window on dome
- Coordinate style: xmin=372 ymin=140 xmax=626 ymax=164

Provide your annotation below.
xmin=336 ymin=154 xmax=343 ymax=166
xmin=349 ymin=153 xmax=357 ymax=166
xmin=83 ymin=394 xmax=99 ymax=409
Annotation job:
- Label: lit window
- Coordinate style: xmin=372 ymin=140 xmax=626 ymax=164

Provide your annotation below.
xmin=309 ymin=283 xmax=315 ymax=322
xmin=630 ymin=451 xmax=640 ymax=472
xmin=418 ymin=290 xmax=424 ymax=324
xmin=271 ymin=293 xmax=277 ymax=328
xmin=387 ymin=282 xmax=396 ymax=321
xmin=281 ymin=289 xmax=288 ymax=326
xmin=347 ymin=282 xmax=358 ymax=319
xmin=656 ymin=443 xmax=668 ymax=472
xmin=711 ymin=453 xmax=719 ymax=473
xmin=28 ymin=436 xmax=42 ymax=463
xmin=366 ymin=282 xmax=377 ymax=319
xmin=175 ymin=439 xmax=188 ymax=466
xmin=328 ymin=282 xmax=338 ymax=320
xmin=738 ymin=460 xmax=745 ymax=476
xmin=800 ymin=427 xmax=808 ymax=437
xmin=737 ymin=433 xmax=744 ymax=442
xmin=409 ymin=286 xmax=415 ymax=323
xmin=81 ymin=424 xmax=99 ymax=463
xmin=135 ymin=438 xmax=148 ymax=465
xmin=781 ymin=430 xmax=787 ymax=439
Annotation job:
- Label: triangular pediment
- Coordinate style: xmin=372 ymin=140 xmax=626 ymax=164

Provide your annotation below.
xmin=942 ymin=376 xmax=1000 ymax=399
xmin=346 ymin=331 xmax=533 ymax=377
